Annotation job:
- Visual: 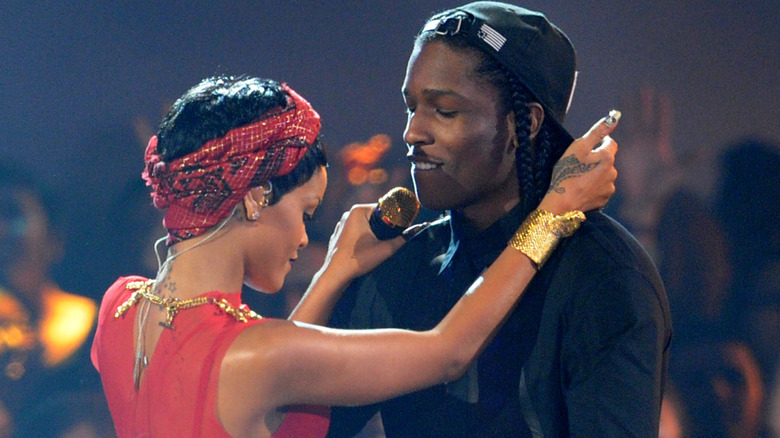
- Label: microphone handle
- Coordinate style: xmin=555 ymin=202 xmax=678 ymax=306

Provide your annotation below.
xmin=369 ymin=206 xmax=405 ymax=240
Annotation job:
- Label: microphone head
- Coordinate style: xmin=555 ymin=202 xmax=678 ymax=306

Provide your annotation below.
xmin=369 ymin=187 xmax=420 ymax=240
xmin=377 ymin=187 xmax=420 ymax=228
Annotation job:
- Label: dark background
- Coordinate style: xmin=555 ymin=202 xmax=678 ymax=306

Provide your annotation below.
xmin=1 ymin=0 xmax=778 ymax=298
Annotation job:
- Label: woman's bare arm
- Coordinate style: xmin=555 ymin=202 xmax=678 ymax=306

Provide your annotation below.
xmin=221 ymin=116 xmax=617 ymax=430
xmin=291 ymin=115 xmax=618 ymax=326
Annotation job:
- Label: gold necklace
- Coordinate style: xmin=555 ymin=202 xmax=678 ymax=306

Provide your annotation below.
xmin=114 ymin=280 xmax=262 ymax=329
xmin=115 ymin=279 xmax=262 ymax=389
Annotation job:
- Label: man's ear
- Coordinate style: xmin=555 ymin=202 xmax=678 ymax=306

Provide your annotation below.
xmin=527 ymin=102 xmax=544 ymax=140
xmin=506 ymin=111 xmax=520 ymax=153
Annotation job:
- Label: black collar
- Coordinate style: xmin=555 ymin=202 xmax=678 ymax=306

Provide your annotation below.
xmin=440 ymin=202 xmax=528 ymax=274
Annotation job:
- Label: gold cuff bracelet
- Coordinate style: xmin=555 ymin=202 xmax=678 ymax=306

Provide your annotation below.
xmin=509 ymin=209 xmax=586 ymax=269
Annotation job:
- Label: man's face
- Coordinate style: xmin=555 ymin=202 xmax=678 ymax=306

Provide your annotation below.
xmin=402 ymin=41 xmax=519 ymax=216
xmin=0 ymin=186 xmax=50 ymax=277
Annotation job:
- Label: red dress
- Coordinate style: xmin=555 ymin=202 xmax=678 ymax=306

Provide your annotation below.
xmin=91 ymin=276 xmax=330 ymax=438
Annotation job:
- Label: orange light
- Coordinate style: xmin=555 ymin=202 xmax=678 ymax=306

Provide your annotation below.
xmin=367 ymin=169 xmax=388 ymax=185
xmin=40 ymin=287 xmax=97 ymax=366
xmin=340 ymin=134 xmax=392 ymax=167
xmin=341 ymin=134 xmax=393 ymax=186
xmin=348 ymin=167 xmax=368 ymax=185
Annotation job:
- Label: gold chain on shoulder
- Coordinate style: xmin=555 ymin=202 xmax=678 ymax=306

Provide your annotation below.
xmin=114 ymin=280 xmax=261 ymax=329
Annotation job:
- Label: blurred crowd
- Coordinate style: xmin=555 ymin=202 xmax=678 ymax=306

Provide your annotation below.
xmin=604 ymin=88 xmax=780 ymax=438
xmin=1 ymin=88 xmax=778 ymax=437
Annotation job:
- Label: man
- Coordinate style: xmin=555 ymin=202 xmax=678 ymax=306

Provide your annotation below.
xmin=0 ymin=163 xmax=104 ymax=436
xmin=327 ymin=2 xmax=671 ymax=437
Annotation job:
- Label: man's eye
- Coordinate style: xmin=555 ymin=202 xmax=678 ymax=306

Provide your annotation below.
xmin=437 ymin=109 xmax=457 ymax=118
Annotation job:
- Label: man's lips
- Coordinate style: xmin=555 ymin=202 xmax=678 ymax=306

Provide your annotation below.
xmin=411 ymin=161 xmax=442 ymax=170
xmin=407 ymin=152 xmax=442 ymax=171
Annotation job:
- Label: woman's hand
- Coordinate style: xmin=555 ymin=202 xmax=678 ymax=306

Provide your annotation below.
xmin=291 ymin=203 xmax=410 ymax=323
xmin=320 ymin=204 xmax=408 ymax=283
xmin=538 ymin=112 xmax=620 ymax=214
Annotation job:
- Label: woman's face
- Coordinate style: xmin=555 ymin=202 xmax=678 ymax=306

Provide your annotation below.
xmin=402 ymin=40 xmax=519 ymax=215
xmin=244 ymin=166 xmax=327 ymax=293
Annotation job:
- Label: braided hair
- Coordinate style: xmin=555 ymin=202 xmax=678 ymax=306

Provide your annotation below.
xmin=415 ymin=34 xmax=569 ymax=217
xmin=498 ymin=72 xmax=565 ymax=216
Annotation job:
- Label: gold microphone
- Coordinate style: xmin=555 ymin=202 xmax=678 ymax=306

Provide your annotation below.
xmin=369 ymin=187 xmax=421 ymax=240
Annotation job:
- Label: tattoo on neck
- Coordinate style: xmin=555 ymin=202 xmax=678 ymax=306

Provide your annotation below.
xmin=157 ymin=277 xmax=177 ymax=299
xmin=548 ymin=154 xmax=600 ymax=194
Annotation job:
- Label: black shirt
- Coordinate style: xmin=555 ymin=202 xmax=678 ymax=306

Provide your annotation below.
xmin=328 ymin=206 xmax=671 ymax=438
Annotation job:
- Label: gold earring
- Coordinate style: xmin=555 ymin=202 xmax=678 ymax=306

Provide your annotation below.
xmin=259 ymin=182 xmax=273 ymax=208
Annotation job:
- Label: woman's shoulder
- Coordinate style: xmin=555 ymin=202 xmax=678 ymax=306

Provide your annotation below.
xmin=96 ymin=276 xmax=151 ymax=323
xmin=105 ymin=275 xmax=150 ymax=295
xmin=101 ymin=275 xmax=150 ymax=303
xmin=228 ymin=317 xmax=294 ymax=355
xmin=224 ymin=318 xmax=330 ymax=386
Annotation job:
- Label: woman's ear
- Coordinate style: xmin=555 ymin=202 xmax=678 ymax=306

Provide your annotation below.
xmin=243 ymin=182 xmax=273 ymax=221
xmin=243 ymin=191 xmax=261 ymax=221
xmin=527 ymin=102 xmax=544 ymax=140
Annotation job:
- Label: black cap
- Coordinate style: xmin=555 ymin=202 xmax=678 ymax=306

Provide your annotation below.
xmin=421 ymin=1 xmax=577 ymax=144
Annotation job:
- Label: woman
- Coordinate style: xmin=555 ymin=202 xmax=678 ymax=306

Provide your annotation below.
xmin=91 ymin=76 xmax=617 ymax=438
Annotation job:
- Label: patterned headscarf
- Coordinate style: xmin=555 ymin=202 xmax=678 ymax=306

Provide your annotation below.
xmin=143 ymin=84 xmax=320 ymax=245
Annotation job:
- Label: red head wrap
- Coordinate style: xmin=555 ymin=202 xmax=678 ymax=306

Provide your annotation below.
xmin=143 ymin=84 xmax=321 ymax=245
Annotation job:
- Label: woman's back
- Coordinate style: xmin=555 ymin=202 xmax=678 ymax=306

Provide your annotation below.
xmin=91 ymin=276 xmax=330 ymax=438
